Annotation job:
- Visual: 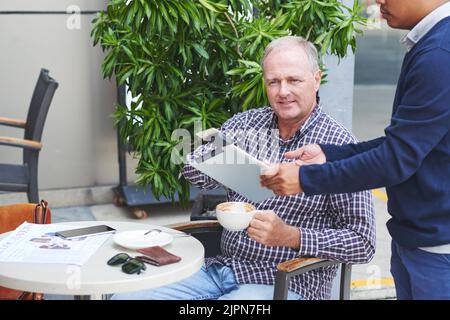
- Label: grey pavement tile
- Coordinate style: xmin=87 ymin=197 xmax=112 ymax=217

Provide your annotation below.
xmin=44 ymin=294 xmax=74 ymax=300
xmin=51 ymin=206 xmax=96 ymax=223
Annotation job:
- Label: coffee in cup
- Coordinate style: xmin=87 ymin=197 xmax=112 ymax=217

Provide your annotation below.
xmin=215 ymin=202 xmax=256 ymax=231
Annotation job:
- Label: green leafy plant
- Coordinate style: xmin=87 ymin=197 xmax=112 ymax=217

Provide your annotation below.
xmin=91 ymin=0 xmax=366 ymax=206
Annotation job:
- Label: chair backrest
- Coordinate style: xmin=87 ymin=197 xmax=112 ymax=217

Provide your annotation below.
xmin=24 ymin=68 xmax=59 ymax=143
xmin=173 ymin=221 xmax=223 ymax=258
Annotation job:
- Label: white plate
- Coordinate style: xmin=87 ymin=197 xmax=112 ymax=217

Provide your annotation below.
xmin=113 ymin=230 xmax=173 ymax=250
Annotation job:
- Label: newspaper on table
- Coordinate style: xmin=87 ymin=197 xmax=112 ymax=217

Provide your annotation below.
xmin=0 ymin=222 xmax=111 ymax=265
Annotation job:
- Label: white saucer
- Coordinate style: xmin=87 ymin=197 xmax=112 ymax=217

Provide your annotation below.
xmin=113 ymin=230 xmax=173 ymax=250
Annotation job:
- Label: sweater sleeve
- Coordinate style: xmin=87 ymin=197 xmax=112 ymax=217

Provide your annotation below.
xmin=301 ymin=49 xmax=450 ymax=195
xmin=320 ymin=137 xmax=385 ymax=162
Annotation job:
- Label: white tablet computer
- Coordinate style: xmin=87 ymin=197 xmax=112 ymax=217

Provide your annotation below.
xmin=190 ymin=144 xmax=276 ymax=203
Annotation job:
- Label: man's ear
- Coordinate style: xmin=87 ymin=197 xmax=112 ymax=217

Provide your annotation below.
xmin=314 ymin=70 xmax=322 ymax=92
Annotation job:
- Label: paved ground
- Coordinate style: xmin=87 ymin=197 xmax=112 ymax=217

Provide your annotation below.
xmin=349 ymin=26 xmax=403 ymax=299
xmin=350 ymin=85 xmax=397 ymax=299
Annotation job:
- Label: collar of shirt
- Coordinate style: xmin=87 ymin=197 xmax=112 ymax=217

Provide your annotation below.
xmin=270 ymin=104 xmax=323 ymax=145
xmin=401 ymin=2 xmax=450 ymax=51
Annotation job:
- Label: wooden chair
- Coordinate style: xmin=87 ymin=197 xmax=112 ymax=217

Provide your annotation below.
xmin=0 ymin=68 xmax=59 ymax=203
xmin=0 ymin=201 xmax=51 ymax=300
xmin=170 ymin=220 xmax=352 ymax=300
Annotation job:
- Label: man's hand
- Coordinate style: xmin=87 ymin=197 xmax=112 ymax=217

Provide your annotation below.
xmin=285 ymin=144 xmax=326 ymax=165
xmin=247 ymin=210 xmax=300 ymax=249
xmin=260 ymin=163 xmax=303 ymax=196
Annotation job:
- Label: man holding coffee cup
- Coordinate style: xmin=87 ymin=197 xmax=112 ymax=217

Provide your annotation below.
xmin=112 ymin=36 xmax=375 ymax=300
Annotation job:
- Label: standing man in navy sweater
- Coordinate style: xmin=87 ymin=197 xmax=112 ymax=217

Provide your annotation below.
xmin=261 ymin=0 xmax=450 ymax=300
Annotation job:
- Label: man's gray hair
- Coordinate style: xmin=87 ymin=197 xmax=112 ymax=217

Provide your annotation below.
xmin=261 ymin=36 xmax=320 ymax=73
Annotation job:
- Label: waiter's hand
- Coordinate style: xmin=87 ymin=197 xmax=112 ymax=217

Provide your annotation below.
xmin=247 ymin=210 xmax=300 ymax=249
xmin=260 ymin=162 xmax=303 ymax=196
xmin=285 ymin=144 xmax=326 ymax=165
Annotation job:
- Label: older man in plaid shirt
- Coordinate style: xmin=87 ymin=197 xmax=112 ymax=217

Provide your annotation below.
xmin=111 ymin=36 xmax=375 ymax=300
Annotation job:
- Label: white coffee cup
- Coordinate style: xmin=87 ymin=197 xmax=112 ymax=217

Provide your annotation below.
xmin=215 ymin=202 xmax=257 ymax=231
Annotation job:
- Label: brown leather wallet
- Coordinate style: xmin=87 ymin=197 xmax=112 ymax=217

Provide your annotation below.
xmin=136 ymin=246 xmax=182 ymax=266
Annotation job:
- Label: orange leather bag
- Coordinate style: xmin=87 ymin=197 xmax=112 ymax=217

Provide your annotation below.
xmin=0 ymin=200 xmax=51 ymax=300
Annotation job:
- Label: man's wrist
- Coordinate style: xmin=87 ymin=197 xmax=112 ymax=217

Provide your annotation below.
xmin=285 ymin=225 xmax=300 ymax=250
xmin=298 ymin=166 xmax=303 ymax=193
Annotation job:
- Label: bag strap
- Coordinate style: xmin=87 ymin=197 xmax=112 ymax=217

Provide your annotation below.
xmin=40 ymin=200 xmax=48 ymax=224
xmin=33 ymin=200 xmax=48 ymax=224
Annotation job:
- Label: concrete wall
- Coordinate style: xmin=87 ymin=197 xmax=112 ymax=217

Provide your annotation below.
xmin=320 ymin=0 xmax=355 ymax=130
xmin=0 ymin=0 xmax=354 ymax=201
xmin=0 ymin=0 xmax=107 ymax=11
xmin=0 ymin=0 xmax=140 ymax=193
xmin=321 ymin=54 xmax=355 ymax=130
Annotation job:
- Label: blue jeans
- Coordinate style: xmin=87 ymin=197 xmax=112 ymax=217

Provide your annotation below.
xmin=111 ymin=263 xmax=302 ymax=300
xmin=391 ymin=240 xmax=450 ymax=300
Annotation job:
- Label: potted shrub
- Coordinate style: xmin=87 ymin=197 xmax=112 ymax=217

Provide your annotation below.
xmin=91 ymin=0 xmax=366 ymax=206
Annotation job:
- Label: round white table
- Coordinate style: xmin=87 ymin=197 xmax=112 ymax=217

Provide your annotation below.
xmin=0 ymin=221 xmax=204 ymax=299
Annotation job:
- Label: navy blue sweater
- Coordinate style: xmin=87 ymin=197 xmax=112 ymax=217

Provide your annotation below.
xmin=301 ymin=17 xmax=450 ymax=249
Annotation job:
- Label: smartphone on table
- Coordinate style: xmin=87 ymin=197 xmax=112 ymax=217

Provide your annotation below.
xmin=55 ymin=225 xmax=116 ymax=239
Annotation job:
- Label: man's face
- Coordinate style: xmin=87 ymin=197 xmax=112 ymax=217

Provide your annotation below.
xmin=263 ymin=45 xmax=321 ymax=126
xmin=376 ymin=0 xmax=444 ymax=29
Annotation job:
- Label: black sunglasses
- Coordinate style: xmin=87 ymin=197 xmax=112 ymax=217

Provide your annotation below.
xmin=107 ymin=253 xmax=146 ymax=275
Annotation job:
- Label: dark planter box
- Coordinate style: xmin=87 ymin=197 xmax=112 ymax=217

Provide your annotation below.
xmin=190 ymin=192 xmax=227 ymax=221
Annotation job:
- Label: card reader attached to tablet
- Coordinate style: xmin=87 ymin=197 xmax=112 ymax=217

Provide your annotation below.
xmin=190 ymin=129 xmax=275 ymax=203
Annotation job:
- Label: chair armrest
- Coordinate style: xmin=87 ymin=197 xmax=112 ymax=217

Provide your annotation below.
xmin=0 ymin=117 xmax=26 ymax=128
xmin=274 ymin=257 xmax=343 ymax=300
xmin=0 ymin=136 xmax=42 ymax=150
xmin=169 ymin=220 xmax=221 ymax=232
xmin=277 ymin=257 xmax=340 ymax=275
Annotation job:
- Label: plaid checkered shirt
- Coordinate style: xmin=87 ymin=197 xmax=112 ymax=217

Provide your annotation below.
xmin=182 ymin=105 xmax=376 ymax=300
